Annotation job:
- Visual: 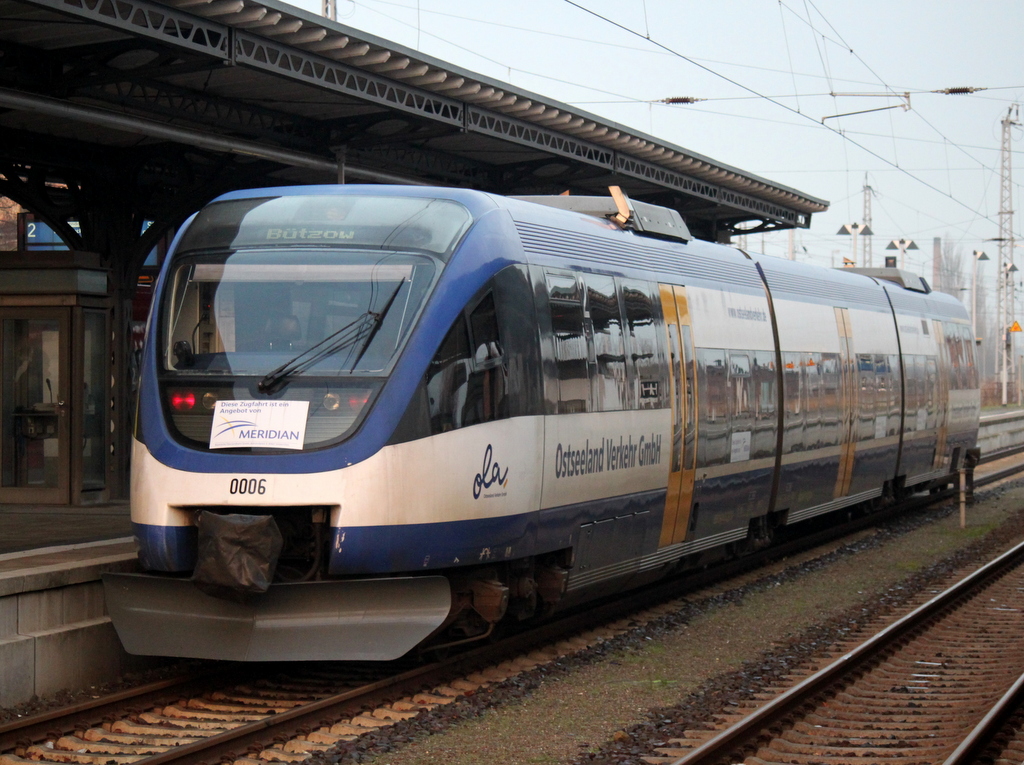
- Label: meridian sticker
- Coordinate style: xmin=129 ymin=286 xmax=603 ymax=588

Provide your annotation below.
xmin=210 ymin=400 xmax=309 ymax=450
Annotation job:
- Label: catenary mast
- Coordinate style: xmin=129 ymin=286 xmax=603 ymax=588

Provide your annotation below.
xmin=999 ymin=105 xmax=1019 ymax=405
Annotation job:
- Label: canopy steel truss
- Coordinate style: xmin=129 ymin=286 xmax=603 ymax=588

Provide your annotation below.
xmin=0 ymin=0 xmax=828 ymax=497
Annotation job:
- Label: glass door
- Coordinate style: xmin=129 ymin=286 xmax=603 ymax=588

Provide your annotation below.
xmin=0 ymin=309 xmax=71 ymax=504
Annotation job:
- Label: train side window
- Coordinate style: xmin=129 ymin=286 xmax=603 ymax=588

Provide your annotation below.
xmin=959 ymin=328 xmax=969 ymax=389
xmin=468 ymin=293 xmax=502 ymax=357
xmin=874 ymin=355 xmax=889 ymax=435
xmin=754 ymin=351 xmax=776 ymax=417
xmin=805 ymin=353 xmax=823 ymax=449
xmin=857 ymin=354 xmax=876 ymax=441
xmin=681 ymin=325 xmax=697 ymax=471
xmin=620 ymin=280 xmax=664 ymax=410
xmin=547 ymin=273 xmax=589 ymax=414
xmin=697 ymin=348 xmax=729 ymax=467
xmin=953 ymin=327 xmax=962 ymax=389
xmin=752 ymin=351 xmax=776 ymax=459
xmin=851 ymin=354 xmax=876 ymax=440
xmin=945 ymin=327 xmax=963 ymax=390
xmin=666 ymin=321 xmax=683 ymax=472
xmin=957 ymin=326 xmax=973 ymax=389
xmin=584 ymin=274 xmax=627 ymax=412
xmin=782 ymin=351 xmax=804 ymax=454
xmin=426 ymin=316 xmax=472 ymax=434
xmin=962 ymin=326 xmax=978 ymax=388
xmin=729 ymin=352 xmax=753 ymax=429
xmin=426 ymin=295 xmax=508 ymax=433
xmin=913 ymin=354 xmax=929 ymax=430
xmin=819 ymin=353 xmax=841 ymax=447
xmin=464 ymin=293 xmax=508 ymax=426
xmin=956 ymin=327 xmax=967 ymax=390
xmin=925 ymin=356 xmax=938 ymax=430
xmin=886 ymin=354 xmax=900 ymax=435
xmin=547 ymin=273 xmax=580 ymax=303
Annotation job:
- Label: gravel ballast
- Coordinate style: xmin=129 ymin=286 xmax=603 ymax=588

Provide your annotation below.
xmin=336 ymin=481 xmax=1024 ymax=765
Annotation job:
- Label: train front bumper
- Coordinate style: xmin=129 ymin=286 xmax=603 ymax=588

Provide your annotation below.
xmin=102 ymin=573 xmax=452 ymax=661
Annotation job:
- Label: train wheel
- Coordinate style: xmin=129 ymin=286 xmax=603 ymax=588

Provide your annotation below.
xmin=746 ymin=514 xmax=776 ymax=553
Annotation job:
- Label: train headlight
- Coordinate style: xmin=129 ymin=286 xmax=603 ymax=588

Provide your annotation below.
xmin=201 ymin=392 xmax=218 ymax=410
xmin=323 ymin=392 xmax=341 ymax=411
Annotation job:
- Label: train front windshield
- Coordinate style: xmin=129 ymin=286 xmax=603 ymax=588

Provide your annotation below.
xmin=157 ymin=194 xmax=471 ymax=450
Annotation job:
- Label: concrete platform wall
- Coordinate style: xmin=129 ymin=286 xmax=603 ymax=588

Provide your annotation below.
xmin=978 ymin=410 xmax=1024 ymax=456
xmin=0 ymin=541 xmax=159 ymax=707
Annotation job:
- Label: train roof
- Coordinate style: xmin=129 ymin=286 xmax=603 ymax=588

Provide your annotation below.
xmin=202 ymin=185 xmax=969 ymax=322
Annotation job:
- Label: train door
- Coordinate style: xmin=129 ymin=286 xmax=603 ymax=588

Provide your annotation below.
xmin=932 ymin=320 xmax=949 ymax=468
xmin=833 ymin=307 xmax=857 ymax=498
xmin=658 ymin=284 xmax=698 ymax=546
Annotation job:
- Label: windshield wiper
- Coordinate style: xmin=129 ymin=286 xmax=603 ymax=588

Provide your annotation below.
xmin=258 ymin=318 xmax=371 ymax=394
xmin=257 ymin=282 xmax=405 ymax=394
xmin=346 ymin=282 xmax=404 ymax=372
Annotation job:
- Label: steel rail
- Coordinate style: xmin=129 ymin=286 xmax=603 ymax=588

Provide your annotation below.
xmin=668 ymin=535 xmax=1024 ymax=765
xmin=941 ymin=670 xmax=1024 ymax=765
xmin=0 ymin=671 xmax=231 ymax=752
xmin=136 ymin=660 xmax=450 ymax=765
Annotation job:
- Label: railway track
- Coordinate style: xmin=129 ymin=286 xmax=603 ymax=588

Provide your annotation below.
xmin=3 ymin=451 xmax=1024 ymax=765
xmin=0 ymin=661 xmax=476 ymax=765
xmin=646 ymin=525 xmax=1024 ymax=764
xmin=1 ymin=571 xmax=686 ymax=765
xmin=0 ymin=621 xmax=644 ymax=765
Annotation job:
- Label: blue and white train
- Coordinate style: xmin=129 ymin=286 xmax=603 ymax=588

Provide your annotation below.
xmin=103 ymin=185 xmax=980 ymax=662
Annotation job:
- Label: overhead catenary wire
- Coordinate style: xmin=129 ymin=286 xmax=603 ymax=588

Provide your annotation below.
xmin=786 ymin=0 xmax=1002 ymax=201
xmin=560 ymin=0 xmax=1008 ymax=235
xmin=777 ymin=0 xmax=803 ymax=114
xmin=346 ymin=0 xmax=1020 ymax=244
xmin=351 ymin=0 xmax=1012 ymax=114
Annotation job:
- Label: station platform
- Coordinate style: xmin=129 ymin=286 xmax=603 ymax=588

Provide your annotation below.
xmin=0 ymin=502 xmax=149 ymax=709
xmin=0 ymin=501 xmax=133 ymax=555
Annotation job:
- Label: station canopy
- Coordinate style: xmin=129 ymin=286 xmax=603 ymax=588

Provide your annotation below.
xmin=0 ymin=0 xmax=828 ymax=245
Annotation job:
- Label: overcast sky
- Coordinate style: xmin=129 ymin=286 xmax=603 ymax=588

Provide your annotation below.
xmin=283 ymin=0 xmax=1024 ymax=300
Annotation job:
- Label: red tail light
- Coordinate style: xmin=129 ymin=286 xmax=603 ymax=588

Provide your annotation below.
xmin=170 ymin=391 xmax=196 ymax=410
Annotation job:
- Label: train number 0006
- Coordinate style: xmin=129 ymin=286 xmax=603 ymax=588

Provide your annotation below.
xmin=229 ymin=478 xmax=267 ymax=495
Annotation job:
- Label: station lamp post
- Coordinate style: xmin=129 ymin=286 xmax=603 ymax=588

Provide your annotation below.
xmin=838 ymin=223 xmax=874 ymax=267
xmin=886 ymin=238 xmax=919 ymax=270
xmin=1001 ymin=261 xmax=1020 ymax=405
xmin=972 ymin=250 xmax=989 ymax=343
